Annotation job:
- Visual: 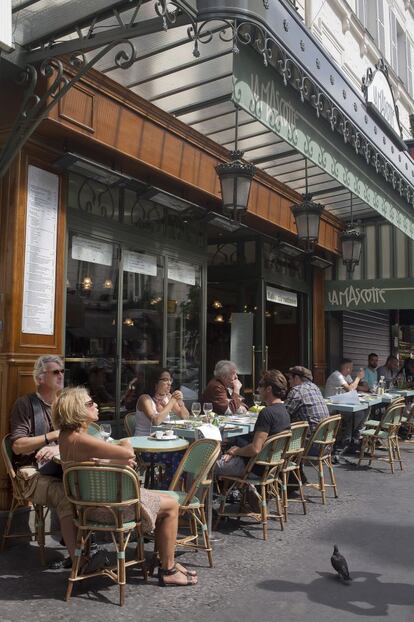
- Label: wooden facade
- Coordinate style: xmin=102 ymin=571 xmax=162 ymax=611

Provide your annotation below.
xmin=0 ymin=65 xmax=340 ymax=510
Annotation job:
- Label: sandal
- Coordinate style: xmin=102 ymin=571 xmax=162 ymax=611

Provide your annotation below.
xmin=158 ymin=564 xmax=198 ymax=587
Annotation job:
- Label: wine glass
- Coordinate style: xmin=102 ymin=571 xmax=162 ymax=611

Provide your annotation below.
xmin=100 ymin=423 xmax=112 ymax=441
xmin=191 ymin=402 xmax=201 ymax=419
xmin=203 ymin=402 xmax=213 ymax=423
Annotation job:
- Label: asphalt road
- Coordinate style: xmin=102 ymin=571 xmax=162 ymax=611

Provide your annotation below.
xmin=0 ymin=445 xmax=413 ymax=622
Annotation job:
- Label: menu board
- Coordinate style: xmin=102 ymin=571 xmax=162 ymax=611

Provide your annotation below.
xmin=124 ymin=250 xmax=157 ymax=276
xmin=230 ymin=313 xmax=253 ymax=374
xmin=71 ymin=235 xmax=113 ymax=266
xmin=168 ymin=260 xmax=195 ymax=286
xmin=22 ymin=166 xmax=59 ymax=335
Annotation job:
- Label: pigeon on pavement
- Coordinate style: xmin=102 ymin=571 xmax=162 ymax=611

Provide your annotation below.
xmin=331 ymin=544 xmax=352 ymax=581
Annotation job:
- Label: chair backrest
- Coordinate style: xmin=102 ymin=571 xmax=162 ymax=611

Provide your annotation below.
xmin=170 ymin=439 xmax=221 ymax=506
xmin=87 ymin=422 xmax=102 ymax=437
xmin=381 ymin=402 xmax=404 ymax=431
xmin=285 ymin=422 xmax=309 ymax=457
xmin=124 ymin=412 xmax=136 ymax=437
xmin=246 ymin=430 xmax=292 ymax=478
xmin=304 ymin=415 xmax=341 ymax=456
xmin=63 ymin=463 xmax=140 ymax=506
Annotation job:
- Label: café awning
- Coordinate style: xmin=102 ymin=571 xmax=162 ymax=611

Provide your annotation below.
xmin=3 ymin=0 xmax=414 ymax=236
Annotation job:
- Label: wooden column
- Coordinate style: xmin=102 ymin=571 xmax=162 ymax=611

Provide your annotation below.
xmin=0 ymin=145 xmax=66 ymax=510
xmin=312 ymin=268 xmax=327 ymax=386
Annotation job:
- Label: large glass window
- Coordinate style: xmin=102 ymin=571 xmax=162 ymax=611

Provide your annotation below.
xmin=167 ymin=260 xmax=202 ymax=401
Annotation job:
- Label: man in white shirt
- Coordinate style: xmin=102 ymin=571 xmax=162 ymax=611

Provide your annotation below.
xmin=325 ymin=359 xmax=366 ymax=452
xmin=325 ymin=359 xmax=365 ymax=398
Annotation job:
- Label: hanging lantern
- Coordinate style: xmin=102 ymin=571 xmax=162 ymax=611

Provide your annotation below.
xmin=215 ymin=107 xmax=255 ymax=222
xmin=290 ymin=159 xmax=324 ymax=252
xmin=81 ymin=276 xmax=93 ymax=290
xmin=341 ymin=193 xmax=364 ymax=273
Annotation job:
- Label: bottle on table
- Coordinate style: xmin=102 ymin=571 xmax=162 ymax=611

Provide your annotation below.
xmin=378 ymin=376 xmax=385 ymax=395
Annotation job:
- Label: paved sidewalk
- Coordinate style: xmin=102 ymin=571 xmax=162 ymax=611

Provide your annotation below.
xmin=1 ymin=445 xmax=414 ymax=622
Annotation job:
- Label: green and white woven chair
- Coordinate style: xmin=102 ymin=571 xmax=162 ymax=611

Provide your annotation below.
xmin=63 ymin=463 xmax=146 ymax=606
xmin=155 ymin=438 xmax=221 ymax=568
xmin=301 ymin=415 xmax=341 ymax=505
xmin=357 ymin=401 xmax=405 ymax=473
xmin=123 ymin=412 xmax=136 ymax=437
xmin=1 ymin=434 xmax=50 ymax=565
xmin=215 ymin=430 xmax=291 ymax=541
xmin=280 ymin=421 xmax=309 ymax=521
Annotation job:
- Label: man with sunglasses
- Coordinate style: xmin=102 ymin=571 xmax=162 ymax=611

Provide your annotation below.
xmin=9 ymin=355 xmax=78 ymax=566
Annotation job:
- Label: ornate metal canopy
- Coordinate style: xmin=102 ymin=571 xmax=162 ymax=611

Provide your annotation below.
xmin=2 ymin=0 xmax=414 ymax=234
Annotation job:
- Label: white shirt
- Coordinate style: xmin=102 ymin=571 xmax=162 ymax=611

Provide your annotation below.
xmin=324 ymin=371 xmax=353 ymax=398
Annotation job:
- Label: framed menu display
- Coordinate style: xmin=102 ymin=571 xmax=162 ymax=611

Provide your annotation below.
xmin=230 ymin=312 xmax=253 ymax=374
xmin=71 ymin=235 xmax=113 ymax=266
xmin=168 ymin=260 xmax=195 ymax=286
xmin=123 ymin=250 xmax=157 ymax=276
xmin=22 ymin=166 xmax=59 ymax=335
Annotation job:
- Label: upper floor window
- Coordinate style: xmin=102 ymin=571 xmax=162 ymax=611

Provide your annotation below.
xmin=389 ymin=10 xmax=413 ymax=96
xmin=357 ymin=0 xmax=385 ymax=53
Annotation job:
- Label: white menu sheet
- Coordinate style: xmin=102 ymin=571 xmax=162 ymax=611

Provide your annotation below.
xmin=230 ymin=312 xmax=253 ymax=375
xmin=168 ymin=260 xmax=195 ymax=286
xmin=22 ymin=166 xmax=59 ymax=335
xmin=71 ymin=235 xmax=113 ymax=266
xmin=124 ymin=250 xmax=157 ymax=276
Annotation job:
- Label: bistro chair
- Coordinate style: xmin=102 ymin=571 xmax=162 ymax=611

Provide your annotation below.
xmin=154 ymin=438 xmax=220 ymax=568
xmin=301 ymin=415 xmax=341 ymax=505
xmin=280 ymin=421 xmax=309 ymax=521
xmin=215 ymin=430 xmax=291 ymax=540
xmin=63 ymin=463 xmax=146 ymax=606
xmin=123 ymin=412 xmax=136 ymax=437
xmin=1 ymin=434 xmax=50 ymax=564
xmin=357 ymin=402 xmax=405 ymax=473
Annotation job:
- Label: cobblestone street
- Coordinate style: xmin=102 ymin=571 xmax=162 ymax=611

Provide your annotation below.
xmin=1 ymin=444 xmax=413 ymax=622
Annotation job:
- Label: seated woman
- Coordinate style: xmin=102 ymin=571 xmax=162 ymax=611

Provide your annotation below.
xmin=53 ymin=386 xmax=197 ymax=587
xmin=135 ymin=367 xmax=189 ymax=486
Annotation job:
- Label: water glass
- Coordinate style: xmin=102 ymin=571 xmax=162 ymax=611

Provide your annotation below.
xmin=191 ymin=402 xmax=201 ymax=418
xmin=203 ymin=402 xmax=213 ymax=422
xmin=253 ymin=393 xmax=261 ymax=408
xmin=100 ymin=423 xmax=112 ymax=441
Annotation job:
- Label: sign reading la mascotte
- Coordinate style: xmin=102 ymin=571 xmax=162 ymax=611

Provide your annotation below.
xmin=326 ymin=279 xmax=414 ymax=311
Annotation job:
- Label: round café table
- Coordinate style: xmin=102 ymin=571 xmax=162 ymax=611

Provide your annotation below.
xmin=119 ymin=436 xmax=189 ymax=453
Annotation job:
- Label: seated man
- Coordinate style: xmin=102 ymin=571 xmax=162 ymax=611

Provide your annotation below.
xmin=285 ymin=366 xmax=329 ymax=432
xmin=377 ymin=355 xmax=399 ymax=385
xmin=215 ymin=369 xmax=290 ymax=477
xmin=364 ymin=353 xmax=379 ymax=390
xmin=202 ymin=360 xmax=247 ymax=415
xmin=325 ymin=359 xmax=366 ymax=450
xmin=9 ymin=355 xmax=78 ymax=566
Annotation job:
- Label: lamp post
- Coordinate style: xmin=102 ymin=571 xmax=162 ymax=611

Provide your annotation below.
xmin=290 ymin=159 xmax=324 ymax=252
xmin=215 ymin=107 xmax=255 ymax=222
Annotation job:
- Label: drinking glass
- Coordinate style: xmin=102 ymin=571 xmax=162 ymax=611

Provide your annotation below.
xmin=253 ymin=393 xmax=261 ymax=408
xmin=203 ymin=402 xmax=213 ymax=422
xmin=191 ymin=402 xmax=201 ymax=418
xmin=372 ymin=382 xmax=379 ymax=394
xmin=100 ymin=423 xmax=112 ymax=441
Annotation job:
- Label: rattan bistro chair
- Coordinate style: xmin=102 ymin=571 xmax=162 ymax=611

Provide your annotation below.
xmin=215 ymin=430 xmax=291 ymax=540
xmin=280 ymin=421 xmax=309 ymax=521
xmin=63 ymin=463 xmax=146 ymax=606
xmin=123 ymin=412 xmax=136 ymax=437
xmin=155 ymin=439 xmax=221 ymax=567
xmin=1 ymin=434 xmax=50 ymax=564
xmin=301 ymin=415 xmax=341 ymax=505
xmin=357 ymin=401 xmax=405 ymax=473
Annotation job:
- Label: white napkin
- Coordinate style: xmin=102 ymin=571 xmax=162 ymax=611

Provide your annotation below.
xmin=197 ymin=424 xmax=222 ymax=441
xmin=329 ymin=389 xmax=360 ymax=405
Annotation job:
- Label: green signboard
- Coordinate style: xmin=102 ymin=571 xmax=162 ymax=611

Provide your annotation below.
xmin=232 ymin=46 xmax=414 ymax=240
xmin=325 ymin=278 xmax=414 ymax=310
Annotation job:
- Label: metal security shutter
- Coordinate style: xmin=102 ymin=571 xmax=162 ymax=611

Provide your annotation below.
xmin=342 ymin=310 xmax=391 ymax=369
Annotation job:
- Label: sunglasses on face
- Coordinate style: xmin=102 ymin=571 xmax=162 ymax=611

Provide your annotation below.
xmin=47 ymin=369 xmax=65 ymax=376
xmin=85 ymin=400 xmax=95 ymax=408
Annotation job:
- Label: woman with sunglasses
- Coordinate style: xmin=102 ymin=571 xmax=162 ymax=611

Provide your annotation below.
xmin=134 ymin=367 xmax=189 ymax=486
xmin=53 ymin=387 xmax=197 ymax=586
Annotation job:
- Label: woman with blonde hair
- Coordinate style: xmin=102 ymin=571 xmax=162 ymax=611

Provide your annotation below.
xmin=53 ymin=386 xmax=197 ymax=586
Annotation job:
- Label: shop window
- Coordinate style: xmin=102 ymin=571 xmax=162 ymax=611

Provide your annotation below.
xmin=208 ymin=240 xmax=256 ymax=266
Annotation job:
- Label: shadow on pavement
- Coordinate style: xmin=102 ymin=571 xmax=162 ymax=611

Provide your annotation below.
xmin=257 ymin=571 xmax=414 ymax=616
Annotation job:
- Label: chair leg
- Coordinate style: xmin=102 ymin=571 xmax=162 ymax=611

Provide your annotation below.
xmin=281 ymin=471 xmax=288 ymax=522
xmin=272 ymin=482 xmax=284 ymax=532
xmin=135 ymin=524 xmax=147 ymax=581
xmin=387 ymin=441 xmax=395 ymax=474
xmin=66 ymin=530 xmax=84 ymax=601
xmin=395 ymin=439 xmax=403 ymax=470
xmin=295 ymin=467 xmax=307 ymax=515
xmin=117 ymin=530 xmax=126 ymax=607
xmin=199 ymin=507 xmax=213 ymax=567
xmin=260 ymin=485 xmax=267 ymax=541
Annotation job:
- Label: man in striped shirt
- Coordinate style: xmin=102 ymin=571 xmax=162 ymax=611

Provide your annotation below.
xmin=285 ymin=366 xmax=329 ymax=432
